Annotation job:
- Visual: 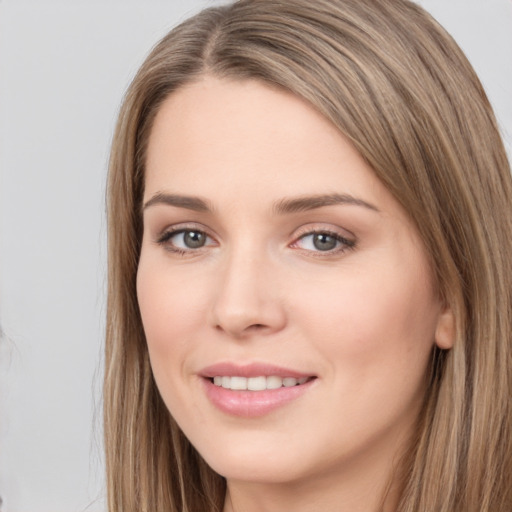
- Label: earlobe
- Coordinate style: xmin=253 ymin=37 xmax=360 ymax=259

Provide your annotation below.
xmin=435 ymin=307 xmax=455 ymax=350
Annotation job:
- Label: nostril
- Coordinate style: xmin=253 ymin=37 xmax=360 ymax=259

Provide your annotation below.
xmin=246 ymin=323 xmax=267 ymax=332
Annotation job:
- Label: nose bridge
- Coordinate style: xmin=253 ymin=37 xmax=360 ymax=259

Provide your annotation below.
xmin=211 ymin=239 xmax=285 ymax=337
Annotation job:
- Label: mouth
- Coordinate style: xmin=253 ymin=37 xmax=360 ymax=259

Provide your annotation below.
xmin=200 ymin=363 xmax=317 ymax=417
xmin=209 ymin=375 xmax=314 ymax=390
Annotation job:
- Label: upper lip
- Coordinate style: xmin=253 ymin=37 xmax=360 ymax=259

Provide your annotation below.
xmin=200 ymin=362 xmax=315 ymax=379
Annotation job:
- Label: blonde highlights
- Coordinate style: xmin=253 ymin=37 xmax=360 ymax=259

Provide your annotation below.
xmin=105 ymin=1 xmax=512 ymax=510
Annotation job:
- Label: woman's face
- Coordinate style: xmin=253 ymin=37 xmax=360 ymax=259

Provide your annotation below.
xmin=137 ymin=77 xmax=451 ymax=489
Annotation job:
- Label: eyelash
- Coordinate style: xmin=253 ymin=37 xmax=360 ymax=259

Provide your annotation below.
xmin=155 ymin=226 xmax=356 ymax=256
xmin=156 ymin=227 xmax=216 ymax=256
xmin=291 ymin=229 xmax=356 ymax=256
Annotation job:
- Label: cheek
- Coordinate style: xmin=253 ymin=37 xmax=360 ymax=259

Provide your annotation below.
xmin=136 ymin=258 xmax=218 ymax=431
xmin=295 ymin=264 xmax=440 ymax=383
xmin=136 ymin=258 xmax=207 ymax=386
xmin=290 ymin=269 xmax=440 ymax=450
xmin=137 ymin=254 xmax=206 ymax=335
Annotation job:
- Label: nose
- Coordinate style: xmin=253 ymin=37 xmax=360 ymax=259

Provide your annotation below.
xmin=210 ymin=248 xmax=287 ymax=339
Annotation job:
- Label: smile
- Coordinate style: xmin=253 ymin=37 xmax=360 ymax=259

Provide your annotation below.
xmin=212 ymin=375 xmax=311 ymax=390
xmin=200 ymin=363 xmax=317 ymax=417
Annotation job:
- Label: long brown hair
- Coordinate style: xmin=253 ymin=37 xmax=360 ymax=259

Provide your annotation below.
xmin=104 ymin=1 xmax=512 ymax=510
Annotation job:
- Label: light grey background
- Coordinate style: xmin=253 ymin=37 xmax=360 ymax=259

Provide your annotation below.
xmin=0 ymin=1 xmax=510 ymax=511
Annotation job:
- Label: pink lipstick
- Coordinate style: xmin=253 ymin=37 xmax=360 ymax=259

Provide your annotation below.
xmin=200 ymin=362 xmax=316 ymax=417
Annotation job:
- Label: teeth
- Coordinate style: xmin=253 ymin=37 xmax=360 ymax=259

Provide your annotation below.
xmin=212 ymin=375 xmax=310 ymax=391
xmin=230 ymin=376 xmax=247 ymax=390
xmin=248 ymin=376 xmax=267 ymax=391
xmin=266 ymin=376 xmax=282 ymax=389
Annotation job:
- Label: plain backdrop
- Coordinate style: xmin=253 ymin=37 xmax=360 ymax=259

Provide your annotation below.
xmin=0 ymin=1 xmax=511 ymax=511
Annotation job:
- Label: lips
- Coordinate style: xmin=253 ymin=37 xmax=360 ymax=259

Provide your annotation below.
xmin=200 ymin=362 xmax=317 ymax=417
xmin=201 ymin=362 xmax=314 ymax=379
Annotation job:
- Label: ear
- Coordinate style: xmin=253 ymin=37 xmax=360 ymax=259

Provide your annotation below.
xmin=435 ymin=306 xmax=455 ymax=350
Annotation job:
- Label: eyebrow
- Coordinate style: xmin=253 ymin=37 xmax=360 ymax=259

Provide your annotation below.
xmin=143 ymin=192 xmax=379 ymax=214
xmin=272 ymin=193 xmax=379 ymax=214
xmin=143 ymin=192 xmax=212 ymax=212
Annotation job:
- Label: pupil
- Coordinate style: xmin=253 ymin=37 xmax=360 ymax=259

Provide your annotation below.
xmin=184 ymin=231 xmax=205 ymax=248
xmin=313 ymin=233 xmax=337 ymax=251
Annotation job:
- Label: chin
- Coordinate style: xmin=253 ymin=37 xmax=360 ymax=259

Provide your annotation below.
xmin=193 ymin=431 xmax=311 ymax=484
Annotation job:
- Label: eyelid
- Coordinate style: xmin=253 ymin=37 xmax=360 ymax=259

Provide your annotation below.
xmin=154 ymin=222 xmax=218 ymax=252
xmin=292 ymin=223 xmax=355 ymax=241
xmin=152 ymin=221 xmax=356 ymax=256
xmin=290 ymin=224 xmax=356 ymax=254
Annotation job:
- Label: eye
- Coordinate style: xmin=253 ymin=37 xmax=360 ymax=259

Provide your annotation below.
xmin=157 ymin=228 xmax=215 ymax=252
xmin=293 ymin=230 xmax=355 ymax=253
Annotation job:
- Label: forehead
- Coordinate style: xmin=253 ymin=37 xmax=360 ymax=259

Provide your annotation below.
xmin=144 ymin=76 xmax=387 ymax=210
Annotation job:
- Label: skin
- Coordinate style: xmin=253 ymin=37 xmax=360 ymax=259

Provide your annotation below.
xmin=137 ymin=76 xmax=454 ymax=512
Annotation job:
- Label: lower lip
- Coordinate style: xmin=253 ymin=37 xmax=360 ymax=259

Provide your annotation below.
xmin=202 ymin=378 xmax=315 ymax=417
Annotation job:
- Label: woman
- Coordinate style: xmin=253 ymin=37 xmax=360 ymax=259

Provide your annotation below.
xmin=104 ymin=0 xmax=512 ymax=510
